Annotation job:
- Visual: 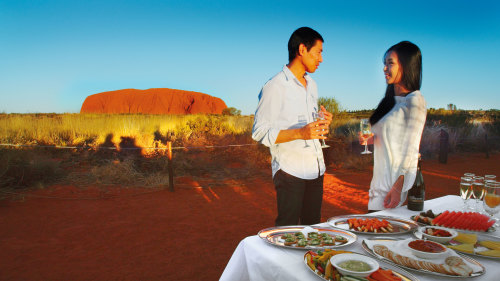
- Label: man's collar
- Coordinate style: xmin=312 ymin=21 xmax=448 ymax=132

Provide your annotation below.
xmin=282 ymin=65 xmax=310 ymax=85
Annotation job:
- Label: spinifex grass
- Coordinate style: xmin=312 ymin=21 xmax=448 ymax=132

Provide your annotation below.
xmin=0 ymin=113 xmax=254 ymax=152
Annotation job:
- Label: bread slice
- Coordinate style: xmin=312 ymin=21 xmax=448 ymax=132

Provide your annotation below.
xmin=477 ymin=249 xmax=500 ymax=258
xmin=453 ymin=232 xmax=477 ymax=244
xmin=448 ymin=243 xmax=475 ymax=254
xmin=478 ymin=240 xmax=500 ymax=250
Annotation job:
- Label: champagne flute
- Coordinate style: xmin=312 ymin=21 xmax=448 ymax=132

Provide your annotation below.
xmin=464 ymin=173 xmax=475 ymax=178
xmin=298 ymin=115 xmax=310 ymax=148
xmin=485 ymin=175 xmax=496 ymax=182
xmin=471 ymin=176 xmax=485 ymax=212
xmin=459 ymin=177 xmax=473 ymax=211
xmin=483 ymin=181 xmax=500 ymax=227
xmin=312 ymin=111 xmax=330 ymax=148
xmin=359 ymin=119 xmax=372 ymax=154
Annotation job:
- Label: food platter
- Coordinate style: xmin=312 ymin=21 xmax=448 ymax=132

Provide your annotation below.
xmin=257 ymin=225 xmax=357 ymax=250
xmin=361 ymin=237 xmax=486 ymax=278
xmin=410 ymin=210 xmax=496 ymax=233
xmin=414 ymin=229 xmax=500 ymax=260
xmin=327 ymin=215 xmax=419 ymax=235
xmin=303 ymin=250 xmax=420 ymax=281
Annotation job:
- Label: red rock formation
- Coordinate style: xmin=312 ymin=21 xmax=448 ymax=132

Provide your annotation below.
xmin=80 ymin=88 xmax=227 ymax=114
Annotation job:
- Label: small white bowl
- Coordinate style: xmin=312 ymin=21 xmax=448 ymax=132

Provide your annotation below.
xmin=407 ymin=239 xmax=449 ymax=259
xmin=330 ymin=253 xmax=379 ymax=277
xmin=420 ymin=226 xmax=458 ymax=244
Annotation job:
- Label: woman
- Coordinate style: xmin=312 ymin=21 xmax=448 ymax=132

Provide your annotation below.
xmin=368 ymin=41 xmax=427 ymax=211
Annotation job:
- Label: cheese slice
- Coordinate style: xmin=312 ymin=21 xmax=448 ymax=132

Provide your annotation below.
xmin=479 ymin=240 xmax=500 ymax=250
xmin=453 ymin=232 xmax=477 ymax=244
xmin=477 ymin=249 xmax=500 ymax=258
xmin=448 ymin=243 xmax=475 ymax=254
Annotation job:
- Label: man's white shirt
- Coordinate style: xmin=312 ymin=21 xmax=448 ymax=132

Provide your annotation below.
xmin=252 ymin=65 xmax=325 ymax=179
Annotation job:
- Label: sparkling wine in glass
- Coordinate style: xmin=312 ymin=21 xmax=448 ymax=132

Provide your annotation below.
xmin=459 ymin=177 xmax=473 ymax=210
xmin=360 ymin=119 xmax=372 ymax=154
xmin=483 ymin=181 xmax=500 ymax=227
xmin=472 ymin=176 xmax=485 ymax=212
xmin=312 ymin=112 xmax=329 ymax=148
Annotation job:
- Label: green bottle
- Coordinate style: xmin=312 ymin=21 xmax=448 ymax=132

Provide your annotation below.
xmin=407 ymin=156 xmax=425 ymax=211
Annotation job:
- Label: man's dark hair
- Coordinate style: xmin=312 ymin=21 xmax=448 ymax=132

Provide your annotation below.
xmin=288 ymin=27 xmax=324 ymax=62
xmin=370 ymin=41 xmax=422 ymax=125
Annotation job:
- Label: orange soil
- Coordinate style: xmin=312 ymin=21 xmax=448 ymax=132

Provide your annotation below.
xmin=0 ymin=153 xmax=498 ymax=280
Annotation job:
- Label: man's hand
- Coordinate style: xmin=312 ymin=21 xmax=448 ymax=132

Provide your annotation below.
xmin=320 ymin=105 xmax=332 ymax=125
xmin=275 ymin=119 xmax=329 ymax=143
xmin=383 ymin=175 xmax=404 ymax=208
xmin=301 ymin=120 xmax=329 ymax=140
xmin=301 ymin=120 xmax=330 ymax=140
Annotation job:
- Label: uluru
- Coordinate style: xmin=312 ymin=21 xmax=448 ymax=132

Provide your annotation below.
xmin=80 ymin=88 xmax=227 ymax=114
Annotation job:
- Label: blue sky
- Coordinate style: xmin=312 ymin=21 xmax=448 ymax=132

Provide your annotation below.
xmin=1 ymin=0 xmax=499 ymax=114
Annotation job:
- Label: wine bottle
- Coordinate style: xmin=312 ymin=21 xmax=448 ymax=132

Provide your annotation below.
xmin=407 ymin=155 xmax=425 ymax=211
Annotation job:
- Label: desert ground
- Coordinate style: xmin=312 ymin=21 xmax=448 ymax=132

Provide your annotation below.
xmin=0 ymin=152 xmax=499 ymax=280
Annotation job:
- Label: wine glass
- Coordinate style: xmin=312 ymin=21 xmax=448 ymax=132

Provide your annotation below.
xmin=471 ymin=176 xmax=485 ymax=212
xmin=312 ymin=111 xmax=329 ymax=148
xmin=485 ymin=175 xmax=496 ymax=182
xmin=298 ymin=115 xmax=310 ymax=148
xmin=464 ymin=173 xmax=475 ymax=178
xmin=459 ymin=176 xmax=473 ymax=211
xmin=483 ymin=181 xmax=500 ymax=227
xmin=359 ymin=119 xmax=372 ymax=154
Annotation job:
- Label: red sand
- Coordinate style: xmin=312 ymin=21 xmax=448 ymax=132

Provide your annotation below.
xmin=0 ymin=153 xmax=498 ymax=280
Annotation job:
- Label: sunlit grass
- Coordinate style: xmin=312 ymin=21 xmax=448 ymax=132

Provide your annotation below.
xmin=0 ymin=113 xmax=254 ymax=151
xmin=0 ymin=111 xmax=498 ymax=190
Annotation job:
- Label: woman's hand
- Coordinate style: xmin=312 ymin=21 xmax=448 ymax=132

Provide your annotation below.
xmin=358 ymin=131 xmax=367 ymax=145
xmin=358 ymin=131 xmax=374 ymax=145
xmin=383 ymin=175 xmax=404 ymax=208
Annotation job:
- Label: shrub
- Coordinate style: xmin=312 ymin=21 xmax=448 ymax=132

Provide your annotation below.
xmin=0 ymin=148 xmax=63 ymax=188
xmin=222 ymin=107 xmax=241 ymax=116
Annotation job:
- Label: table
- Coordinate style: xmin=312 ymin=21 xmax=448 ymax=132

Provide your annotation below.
xmin=220 ymin=195 xmax=500 ymax=281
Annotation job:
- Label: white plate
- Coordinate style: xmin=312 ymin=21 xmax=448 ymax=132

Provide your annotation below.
xmin=362 ymin=237 xmax=485 ymax=278
xmin=414 ymin=230 xmax=500 ymax=260
xmin=257 ymin=225 xmax=356 ymax=250
xmin=303 ymin=250 xmax=420 ymax=281
xmin=327 ymin=215 xmax=418 ymax=235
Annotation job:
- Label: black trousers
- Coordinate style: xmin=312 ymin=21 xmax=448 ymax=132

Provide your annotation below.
xmin=273 ymin=169 xmax=324 ymax=226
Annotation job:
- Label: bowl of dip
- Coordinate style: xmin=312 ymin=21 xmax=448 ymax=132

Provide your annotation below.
xmin=407 ymin=239 xmax=449 ymax=259
xmin=420 ymin=226 xmax=457 ymax=244
xmin=330 ymin=253 xmax=379 ymax=277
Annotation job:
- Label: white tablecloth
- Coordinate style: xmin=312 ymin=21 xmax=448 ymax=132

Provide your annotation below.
xmin=220 ymin=195 xmax=500 ymax=281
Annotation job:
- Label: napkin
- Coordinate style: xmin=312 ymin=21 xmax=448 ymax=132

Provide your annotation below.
xmin=300 ymin=226 xmax=319 ymax=236
xmin=364 ymin=238 xmax=483 ymax=273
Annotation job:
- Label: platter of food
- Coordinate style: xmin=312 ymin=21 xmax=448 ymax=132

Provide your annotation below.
xmin=414 ymin=228 xmax=500 ymax=260
xmin=361 ymin=237 xmax=485 ymax=278
xmin=327 ymin=215 xmax=418 ymax=235
xmin=411 ymin=210 xmax=496 ymax=232
xmin=304 ymin=249 xmax=419 ymax=281
xmin=257 ymin=226 xmax=357 ymax=250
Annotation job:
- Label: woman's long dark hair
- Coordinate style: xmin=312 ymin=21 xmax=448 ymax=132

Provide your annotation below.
xmin=370 ymin=41 xmax=422 ymax=125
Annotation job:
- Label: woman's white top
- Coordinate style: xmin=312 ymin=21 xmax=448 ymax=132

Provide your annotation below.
xmin=368 ymin=90 xmax=427 ymax=210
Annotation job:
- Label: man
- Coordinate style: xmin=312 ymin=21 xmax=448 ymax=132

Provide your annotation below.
xmin=252 ymin=27 xmax=332 ymax=226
